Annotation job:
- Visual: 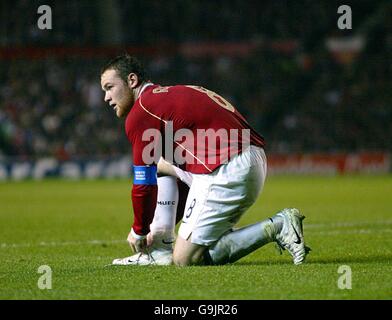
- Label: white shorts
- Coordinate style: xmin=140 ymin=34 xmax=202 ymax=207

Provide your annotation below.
xmin=178 ymin=146 xmax=267 ymax=246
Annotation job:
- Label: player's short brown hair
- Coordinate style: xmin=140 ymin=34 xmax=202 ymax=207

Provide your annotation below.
xmin=101 ymin=54 xmax=147 ymax=84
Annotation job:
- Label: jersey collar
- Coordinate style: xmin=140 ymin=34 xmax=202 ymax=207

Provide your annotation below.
xmin=137 ymin=82 xmax=154 ymax=99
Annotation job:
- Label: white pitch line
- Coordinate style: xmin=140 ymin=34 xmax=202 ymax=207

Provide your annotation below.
xmin=0 ymin=239 xmax=126 ymax=249
xmin=0 ymin=220 xmax=392 ymax=249
xmin=1 ymin=221 xmax=391 ymax=249
xmin=305 ymin=228 xmax=392 ymax=235
xmin=304 ymin=220 xmax=392 ymax=229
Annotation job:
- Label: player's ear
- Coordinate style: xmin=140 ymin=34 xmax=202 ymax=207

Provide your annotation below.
xmin=127 ymin=73 xmax=139 ymax=89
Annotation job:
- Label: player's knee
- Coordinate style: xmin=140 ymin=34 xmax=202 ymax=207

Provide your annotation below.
xmin=173 ymin=252 xmax=192 ymax=266
xmin=173 ymin=236 xmax=206 ymax=266
xmin=173 ymin=255 xmax=188 ymax=267
xmin=173 ymin=251 xmax=203 ymax=267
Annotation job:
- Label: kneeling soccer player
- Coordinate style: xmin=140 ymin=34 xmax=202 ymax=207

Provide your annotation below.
xmin=100 ymin=54 xmax=310 ymax=266
xmin=114 ymin=156 xmax=310 ymax=266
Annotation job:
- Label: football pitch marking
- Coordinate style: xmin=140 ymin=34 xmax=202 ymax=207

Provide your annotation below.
xmin=0 ymin=220 xmax=391 ymax=249
xmin=305 ymin=219 xmax=392 ymax=229
xmin=0 ymin=239 xmax=126 ymax=249
xmin=307 ymin=228 xmax=392 ymax=236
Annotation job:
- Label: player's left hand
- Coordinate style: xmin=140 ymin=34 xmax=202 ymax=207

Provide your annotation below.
xmin=127 ymin=229 xmax=147 ymax=253
xmin=146 ymin=232 xmax=154 ymax=247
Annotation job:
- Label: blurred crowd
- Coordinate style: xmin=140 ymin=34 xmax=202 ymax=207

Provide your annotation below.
xmin=0 ymin=1 xmax=391 ymax=160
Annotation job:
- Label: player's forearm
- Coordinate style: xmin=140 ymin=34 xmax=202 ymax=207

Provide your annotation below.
xmin=131 ymin=184 xmax=158 ymax=235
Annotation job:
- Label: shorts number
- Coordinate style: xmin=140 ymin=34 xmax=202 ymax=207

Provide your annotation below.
xmin=185 ymin=198 xmax=196 ymax=219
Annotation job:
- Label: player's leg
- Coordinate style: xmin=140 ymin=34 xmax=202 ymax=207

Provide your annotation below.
xmin=172 ymin=210 xmax=289 ymax=266
xmin=172 ymin=171 xmax=271 ymax=267
xmin=172 ymin=147 xmax=309 ymax=266
xmin=205 ymin=208 xmax=309 ymax=265
xmin=172 ymin=196 xmax=281 ymax=267
xmin=204 ymin=216 xmax=280 ymax=265
xmin=173 ymin=236 xmax=206 ymax=266
xmin=175 ymin=180 xmax=189 ymax=224
xmin=173 ymin=203 xmax=308 ymax=266
xmin=171 ymin=167 xmax=216 ymax=266
xmin=173 ymin=204 xmax=308 ymax=266
xmin=172 ymin=146 xmax=266 ymax=266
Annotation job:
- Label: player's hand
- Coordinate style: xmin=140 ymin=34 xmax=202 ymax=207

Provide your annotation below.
xmin=127 ymin=229 xmax=147 ymax=253
xmin=146 ymin=232 xmax=154 ymax=247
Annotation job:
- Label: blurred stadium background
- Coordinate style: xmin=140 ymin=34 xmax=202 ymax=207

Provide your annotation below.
xmin=0 ymin=0 xmax=391 ymax=179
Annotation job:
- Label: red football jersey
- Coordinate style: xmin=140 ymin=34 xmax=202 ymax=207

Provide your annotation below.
xmin=125 ymin=83 xmax=265 ymax=235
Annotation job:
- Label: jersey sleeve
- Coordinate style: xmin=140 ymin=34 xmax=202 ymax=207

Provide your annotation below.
xmin=125 ymin=101 xmax=163 ymax=235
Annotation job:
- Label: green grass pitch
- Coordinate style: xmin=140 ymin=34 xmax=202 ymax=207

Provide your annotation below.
xmin=0 ymin=175 xmax=391 ymax=299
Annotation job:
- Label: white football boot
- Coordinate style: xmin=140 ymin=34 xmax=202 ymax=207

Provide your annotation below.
xmin=274 ymin=208 xmax=311 ymax=265
xmin=112 ymin=235 xmax=174 ymax=266
xmin=112 ymin=249 xmax=172 ymax=266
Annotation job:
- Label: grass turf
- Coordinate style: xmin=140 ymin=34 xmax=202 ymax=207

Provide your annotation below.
xmin=0 ymin=175 xmax=391 ymax=299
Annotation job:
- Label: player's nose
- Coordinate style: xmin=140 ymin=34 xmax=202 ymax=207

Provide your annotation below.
xmin=104 ymin=92 xmax=111 ymax=103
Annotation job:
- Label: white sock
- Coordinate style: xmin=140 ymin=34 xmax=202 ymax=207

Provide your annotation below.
xmin=150 ymin=176 xmax=178 ymax=246
xmin=207 ymin=218 xmax=277 ymax=265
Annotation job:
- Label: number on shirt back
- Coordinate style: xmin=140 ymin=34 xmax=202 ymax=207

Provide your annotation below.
xmin=186 ymin=86 xmax=235 ymax=112
xmin=152 ymin=86 xmax=170 ymax=94
xmin=153 ymin=85 xmax=235 ymax=112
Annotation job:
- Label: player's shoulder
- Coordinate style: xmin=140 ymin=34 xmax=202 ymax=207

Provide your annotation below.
xmin=137 ymin=85 xmax=191 ymax=113
xmin=141 ymin=84 xmax=197 ymax=100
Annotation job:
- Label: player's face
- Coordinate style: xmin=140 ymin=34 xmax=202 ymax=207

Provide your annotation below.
xmin=101 ymin=69 xmax=134 ymax=118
